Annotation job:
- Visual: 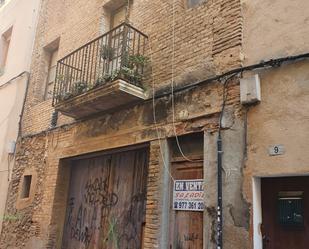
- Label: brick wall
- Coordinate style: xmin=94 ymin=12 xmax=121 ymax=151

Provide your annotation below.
xmin=1 ymin=0 xmax=246 ymax=247
xmin=22 ymin=0 xmax=243 ymax=135
xmin=144 ymin=141 xmax=161 ymax=248
xmin=22 ymin=0 xmax=107 ymax=135
xmin=0 ymin=78 xmax=243 ymax=248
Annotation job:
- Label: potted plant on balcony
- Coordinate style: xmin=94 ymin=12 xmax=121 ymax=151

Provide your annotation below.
xmin=93 ymin=70 xmax=119 ymax=89
xmin=120 ymin=54 xmax=149 ymax=86
xmin=72 ymin=80 xmax=88 ymax=95
xmin=100 ymin=45 xmax=115 ymax=61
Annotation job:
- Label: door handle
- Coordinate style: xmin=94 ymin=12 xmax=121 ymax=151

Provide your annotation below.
xmin=262 ymin=235 xmax=270 ymax=249
xmin=260 ymin=223 xmax=270 ymax=249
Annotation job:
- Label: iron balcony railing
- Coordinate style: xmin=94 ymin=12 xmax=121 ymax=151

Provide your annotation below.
xmin=52 ymin=22 xmax=148 ymax=105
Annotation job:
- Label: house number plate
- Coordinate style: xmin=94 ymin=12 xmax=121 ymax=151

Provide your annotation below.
xmin=268 ymin=144 xmax=285 ymax=156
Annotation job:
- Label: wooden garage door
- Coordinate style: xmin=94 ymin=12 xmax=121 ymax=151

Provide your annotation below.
xmin=62 ymin=147 xmax=149 ymax=249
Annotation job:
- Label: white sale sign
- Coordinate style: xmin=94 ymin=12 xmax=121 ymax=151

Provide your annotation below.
xmin=173 ymin=179 xmax=204 ymax=212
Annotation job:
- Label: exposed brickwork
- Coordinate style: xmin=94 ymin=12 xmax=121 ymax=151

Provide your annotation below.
xmin=212 ymin=0 xmax=242 ymax=55
xmin=22 ymin=0 xmax=243 ymax=135
xmin=0 ymin=135 xmax=48 ymax=249
xmin=1 ymin=0 xmax=245 ymax=247
xmin=0 ymin=78 xmax=243 ymax=248
xmin=22 ymin=0 xmax=107 ymax=135
xmin=144 ymin=141 xmax=161 ymax=248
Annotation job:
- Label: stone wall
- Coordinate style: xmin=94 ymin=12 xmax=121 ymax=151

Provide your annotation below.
xmin=0 ymin=134 xmax=48 ymax=249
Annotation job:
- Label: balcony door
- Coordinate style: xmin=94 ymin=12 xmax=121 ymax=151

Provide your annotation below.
xmin=104 ymin=5 xmax=127 ymax=76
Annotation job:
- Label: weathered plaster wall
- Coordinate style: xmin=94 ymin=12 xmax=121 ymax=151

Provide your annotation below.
xmin=0 ymin=74 xmax=28 ymax=233
xmin=204 ymin=118 xmax=249 ymax=249
xmin=0 ymin=0 xmax=40 ymax=234
xmin=244 ymin=61 xmax=309 ymax=188
xmin=243 ymin=61 xmax=309 ymax=248
xmin=243 ymin=2 xmax=309 ymax=247
xmin=242 ymin=0 xmax=309 ymax=64
xmin=0 ymin=0 xmax=40 ymax=85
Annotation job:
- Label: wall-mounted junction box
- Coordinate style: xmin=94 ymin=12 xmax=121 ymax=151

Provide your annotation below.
xmin=7 ymin=140 xmax=16 ymax=154
xmin=240 ymin=74 xmax=261 ymax=105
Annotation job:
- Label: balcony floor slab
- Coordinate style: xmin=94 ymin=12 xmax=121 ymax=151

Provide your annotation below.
xmin=55 ymin=79 xmax=148 ymax=119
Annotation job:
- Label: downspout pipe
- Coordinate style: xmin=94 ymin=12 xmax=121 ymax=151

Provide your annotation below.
xmin=217 ymin=132 xmax=223 ymax=249
xmin=215 ymin=73 xmax=237 ymax=249
xmin=0 ymin=71 xmax=32 ymax=138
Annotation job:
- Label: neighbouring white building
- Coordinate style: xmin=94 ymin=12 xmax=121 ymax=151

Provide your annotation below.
xmin=0 ymin=0 xmax=40 ymax=232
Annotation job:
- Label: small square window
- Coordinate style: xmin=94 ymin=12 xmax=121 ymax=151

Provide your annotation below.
xmin=186 ymin=0 xmax=207 ymax=8
xmin=20 ymin=175 xmax=32 ymax=199
xmin=278 ymin=191 xmax=304 ymax=229
xmin=0 ymin=26 xmax=13 ymax=74
xmin=0 ymin=0 xmax=5 ymax=8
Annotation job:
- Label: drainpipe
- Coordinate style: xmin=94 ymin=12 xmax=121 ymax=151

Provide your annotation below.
xmin=16 ymin=71 xmax=30 ymax=138
xmin=217 ymin=132 xmax=223 ymax=249
xmin=216 ymin=74 xmax=237 ymax=249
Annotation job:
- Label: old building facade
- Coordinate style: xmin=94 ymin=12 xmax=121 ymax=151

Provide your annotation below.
xmin=0 ymin=0 xmax=40 ymax=233
xmin=0 ymin=0 xmax=308 ymax=249
xmin=243 ymin=1 xmax=309 ymax=248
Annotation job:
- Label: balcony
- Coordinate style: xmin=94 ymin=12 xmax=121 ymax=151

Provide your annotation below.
xmin=52 ymin=23 xmax=148 ymax=119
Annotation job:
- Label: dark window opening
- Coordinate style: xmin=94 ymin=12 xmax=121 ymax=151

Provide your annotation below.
xmin=0 ymin=26 xmax=13 ymax=75
xmin=0 ymin=0 xmax=5 ymax=8
xmin=21 ymin=175 xmax=32 ymax=199
xmin=186 ymin=0 xmax=207 ymax=8
xmin=170 ymin=132 xmax=204 ymax=161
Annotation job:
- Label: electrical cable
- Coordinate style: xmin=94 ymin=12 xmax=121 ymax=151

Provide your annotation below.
xmin=20 ymin=52 xmax=309 ymax=140
xmin=170 ymin=0 xmax=194 ymax=162
xmin=151 ymin=52 xmax=309 ymax=101
xmin=126 ymin=0 xmax=130 ymax=22
xmin=216 ymin=73 xmax=239 ymax=249
xmin=18 ymin=72 xmax=30 ymax=137
xmin=148 ymin=36 xmax=175 ymax=182
xmin=218 ymin=73 xmax=239 ymax=133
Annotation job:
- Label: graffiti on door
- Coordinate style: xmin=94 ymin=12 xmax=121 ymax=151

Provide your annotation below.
xmin=65 ymin=175 xmax=119 ymax=247
xmin=62 ymin=149 xmax=148 ymax=249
